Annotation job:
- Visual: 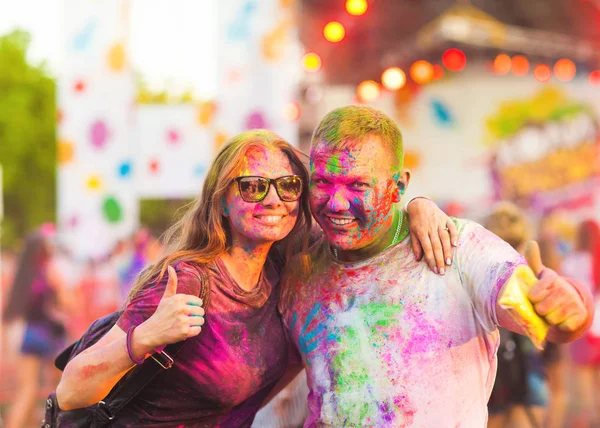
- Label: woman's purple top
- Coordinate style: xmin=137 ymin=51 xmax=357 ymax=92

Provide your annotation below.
xmin=116 ymin=259 xmax=290 ymax=427
xmin=25 ymin=268 xmax=57 ymax=324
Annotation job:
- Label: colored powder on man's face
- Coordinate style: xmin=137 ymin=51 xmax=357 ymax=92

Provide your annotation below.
xmin=325 ymin=153 xmax=342 ymax=174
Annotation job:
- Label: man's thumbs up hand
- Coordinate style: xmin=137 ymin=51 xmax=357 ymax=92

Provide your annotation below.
xmin=525 ymin=241 xmax=587 ymax=332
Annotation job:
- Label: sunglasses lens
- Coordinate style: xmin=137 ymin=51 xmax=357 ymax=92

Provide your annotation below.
xmin=275 ymin=176 xmax=303 ymax=201
xmin=238 ymin=177 xmax=269 ymax=202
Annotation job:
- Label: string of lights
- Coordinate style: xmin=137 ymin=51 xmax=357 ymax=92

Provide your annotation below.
xmin=299 ymin=1 xmax=600 ymax=103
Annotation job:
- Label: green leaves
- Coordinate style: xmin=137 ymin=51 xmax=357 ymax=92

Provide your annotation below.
xmin=0 ymin=30 xmax=56 ymax=249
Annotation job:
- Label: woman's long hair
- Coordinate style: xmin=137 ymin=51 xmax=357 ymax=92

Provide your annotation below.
xmin=127 ymin=129 xmax=312 ymax=301
xmin=4 ymin=232 xmax=50 ymax=321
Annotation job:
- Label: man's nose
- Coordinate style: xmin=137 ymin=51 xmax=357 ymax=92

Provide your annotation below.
xmin=326 ymin=187 xmax=350 ymax=212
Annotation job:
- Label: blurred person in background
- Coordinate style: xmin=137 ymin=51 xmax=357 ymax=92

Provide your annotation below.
xmin=560 ymin=219 xmax=600 ymax=427
xmin=537 ymin=217 xmax=569 ymax=428
xmin=75 ymin=258 xmax=121 ymax=336
xmin=485 ymin=202 xmax=548 ymax=428
xmin=113 ymin=228 xmax=153 ymax=303
xmin=3 ymin=224 xmax=72 ymax=428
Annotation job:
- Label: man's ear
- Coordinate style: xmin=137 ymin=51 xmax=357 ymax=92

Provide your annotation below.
xmin=392 ymin=169 xmax=411 ymax=203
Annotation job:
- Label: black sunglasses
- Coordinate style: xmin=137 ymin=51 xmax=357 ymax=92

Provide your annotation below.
xmin=233 ymin=175 xmax=303 ymax=203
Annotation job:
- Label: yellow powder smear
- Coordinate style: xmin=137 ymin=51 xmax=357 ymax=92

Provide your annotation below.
xmin=497 ymin=265 xmax=550 ymax=350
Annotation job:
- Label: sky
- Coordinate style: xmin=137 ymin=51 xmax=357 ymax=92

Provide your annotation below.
xmin=0 ymin=0 xmax=219 ymax=98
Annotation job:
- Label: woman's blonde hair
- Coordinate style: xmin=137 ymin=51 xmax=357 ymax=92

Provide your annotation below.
xmin=127 ymin=129 xmax=312 ymax=301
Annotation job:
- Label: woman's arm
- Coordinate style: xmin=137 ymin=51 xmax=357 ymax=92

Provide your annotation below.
xmin=405 ymin=197 xmax=458 ymax=274
xmin=56 ymin=266 xmax=205 ymax=410
xmin=56 ymin=323 xmax=150 ymax=410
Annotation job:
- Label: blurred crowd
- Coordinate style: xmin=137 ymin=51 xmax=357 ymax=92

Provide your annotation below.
xmin=0 ymin=226 xmax=163 ymax=427
xmin=1 ymin=205 xmax=599 ymax=427
xmin=484 ymin=204 xmax=600 ymax=428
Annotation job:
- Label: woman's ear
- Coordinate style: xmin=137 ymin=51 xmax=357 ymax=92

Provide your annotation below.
xmin=392 ymin=169 xmax=411 ymax=203
xmin=221 ymin=198 xmax=230 ymax=217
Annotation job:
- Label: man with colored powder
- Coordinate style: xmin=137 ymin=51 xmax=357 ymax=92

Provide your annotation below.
xmin=279 ymin=105 xmax=594 ymax=427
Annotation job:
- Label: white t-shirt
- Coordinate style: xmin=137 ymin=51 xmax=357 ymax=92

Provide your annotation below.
xmin=280 ymin=219 xmax=525 ymax=427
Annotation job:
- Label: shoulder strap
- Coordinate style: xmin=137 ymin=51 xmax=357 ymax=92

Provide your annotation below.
xmin=93 ymin=265 xmax=209 ymax=423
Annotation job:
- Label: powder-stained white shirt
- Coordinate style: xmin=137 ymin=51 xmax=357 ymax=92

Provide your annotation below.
xmin=280 ymin=219 xmax=525 ymax=427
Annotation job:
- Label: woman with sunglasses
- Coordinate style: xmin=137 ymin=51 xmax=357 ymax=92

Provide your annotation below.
xmin=55 ymin=129 xmax=451 ymax=426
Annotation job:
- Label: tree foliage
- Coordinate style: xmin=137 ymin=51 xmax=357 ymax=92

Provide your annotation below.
xmin=0 ymin=30 xmax=56 ymax=250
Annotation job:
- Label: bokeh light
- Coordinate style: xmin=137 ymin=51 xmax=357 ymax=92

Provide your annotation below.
xmin=324 ymin=21 xmax=345 ymax=43
xmin=302 ymin=52 xmax=322 ymax=72
xmin=346 ymin=0 xmax=368 ymax=16
xmin=381 ymin=67 xmax=406 ymax=90
xmin=357 ymin=80 xmax=380 ymax=102
xmin=282 ymin=102 xmax=301 ymax=121
xmin=493 ymin=54 xmax=511 ymax=75
xmin=410 ymin=60 xmax=434 ymax=84
xmin=590 ymin=70 xmax=600 ymax=86
xmin=442 ymin=48 xmax=466 ymax=72
xmin=511 ymin=55 xmax=529 ymax=76
xmin=533 ymin=64 xmax=552 ymax=82
xmin=554 ymin=59 xmax=576 ymax=82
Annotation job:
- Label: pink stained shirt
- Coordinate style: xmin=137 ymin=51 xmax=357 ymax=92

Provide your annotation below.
xmin=280 ymin=218 xmax=526 ymax=427
xmin=116 ymin=259 xmax=290 ymax=427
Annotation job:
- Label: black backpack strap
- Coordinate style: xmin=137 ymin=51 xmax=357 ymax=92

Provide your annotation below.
xmin=93 ymin=264 xmax=209 ymax=423
xmin=93 ymin=340 xmax=189 ymax=423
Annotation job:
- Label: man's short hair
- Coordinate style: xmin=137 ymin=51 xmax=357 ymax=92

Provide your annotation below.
xmin=310 ymin=105 xmax=404 ymax=169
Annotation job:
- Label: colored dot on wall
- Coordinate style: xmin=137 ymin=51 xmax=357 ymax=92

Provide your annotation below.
xmin=245 ymin=111 xmax=267 ymax=129
xmin=74 ymin=79 xmax=86 ymax=93
xmin=86 ymin=175 xmax=102 ymax=191
xmin=89 ymin=120 xmax=110 ymax=149
xmin=118 ymin=161 xmax=132 ymax=178
xmin=107 ymin=42 xmax=126 ymax=71
xmin=403 ymin=150 xmax=422 ymax=170
xmin=149 ymin=159 xmax=160 ymax=174
xmin=166 ymin=128 xmax=181 ymax=144
xmin=196 ymin=101 xmax=217 ymax=126
xmin=57 ymin=140 xmax=75 ymax=164
xmin=102 ymin=196 xmax=123 ymax=223
xmin=214 ymin=131 xmax=229 ymax=151
xmin=194 ymin=164 xmax=207 ymax=176
xmin=68 ymin=215 xmax=79 ymax=228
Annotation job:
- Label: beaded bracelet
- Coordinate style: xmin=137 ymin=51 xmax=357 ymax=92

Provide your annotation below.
xmin=126 ymin=326 xmax=146 ymax=365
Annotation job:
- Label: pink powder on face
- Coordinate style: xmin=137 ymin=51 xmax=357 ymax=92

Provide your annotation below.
xmin=225 ymin=147 xmax=300 ymax=246
xmin=309 ymin=144 xmax=398 ymax=252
